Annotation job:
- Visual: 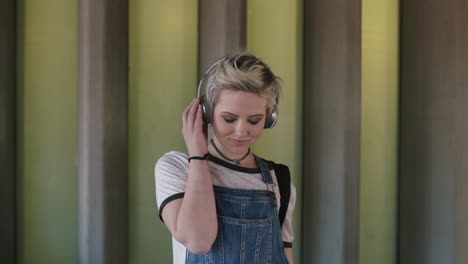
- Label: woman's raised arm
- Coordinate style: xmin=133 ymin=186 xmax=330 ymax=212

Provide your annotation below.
xmin=161 ymin=98 xmax=217 ymax=254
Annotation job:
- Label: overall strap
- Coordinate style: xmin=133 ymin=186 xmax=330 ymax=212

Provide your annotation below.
xmin=254 ymin=155 xmax=274 ymax=185
xmin=254 ymin=155 xmax=291 ymax=228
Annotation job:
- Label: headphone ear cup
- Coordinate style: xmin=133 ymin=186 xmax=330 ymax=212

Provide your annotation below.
xmin=264 ymin=107 xmax=278 ymax=129
xmin=265 ymin=95 xmax=280 ymax=129
xmin=200 ymin=95 xmax=212 ymax=124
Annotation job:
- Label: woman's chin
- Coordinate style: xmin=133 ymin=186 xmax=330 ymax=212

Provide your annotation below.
xmin=224 ymin=142 xmax=250 ymax=155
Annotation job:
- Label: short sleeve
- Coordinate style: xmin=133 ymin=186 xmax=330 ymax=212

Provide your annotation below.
xmin=281 ymin=183 xmax=296 ymax=248
xmin=154 ymin=151 xmax=189 ymax=221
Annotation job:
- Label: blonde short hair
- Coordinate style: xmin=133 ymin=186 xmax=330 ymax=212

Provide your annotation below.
xmin=205 ymin=51 xmax=281 ymax=117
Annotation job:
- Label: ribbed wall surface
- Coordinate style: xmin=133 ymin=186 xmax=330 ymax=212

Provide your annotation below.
xmin=128 ymin=1 xmax=199 ymax=263
xmin=399 ymin=1 xmax=468 ymax=263
xmin=17 ymin=1 xmax=78 ymax=263
xmin=360 ymin=0 xmax=399 ymax=263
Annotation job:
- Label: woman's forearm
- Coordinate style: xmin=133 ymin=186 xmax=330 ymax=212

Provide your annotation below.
xmin=174 ymin=160 xmax=218 ymax=254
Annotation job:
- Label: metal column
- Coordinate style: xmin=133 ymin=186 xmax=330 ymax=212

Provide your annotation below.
xmin=198 ymin=0 xmax=246 ymax=74
xmin=399 ymin=1 xmax=468 ymax=263
xmin=302 ymin=0 xmax=362 ymax=263
xmin=0 ymin=0 xmax=17 ymax=262
xmin=78 ymin=0 xmax=128 ymax=263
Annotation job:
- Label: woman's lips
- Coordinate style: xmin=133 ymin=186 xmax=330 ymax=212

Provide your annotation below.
xmin=230 ymin=139 xmax=250 ymax=145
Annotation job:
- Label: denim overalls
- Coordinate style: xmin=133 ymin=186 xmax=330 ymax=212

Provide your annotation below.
xmin=186 ymin=155 xmax=289 ymax=264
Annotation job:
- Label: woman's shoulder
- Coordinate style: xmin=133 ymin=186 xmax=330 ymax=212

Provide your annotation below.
xmin=159 ymin=150 xmax=189 ymax=161
xmin=155 ymin=151 xmax=189 ymax=171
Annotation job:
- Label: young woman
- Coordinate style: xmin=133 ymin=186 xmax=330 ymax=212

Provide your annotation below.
xmin=155 ymin=52 xmax=296 ymax=263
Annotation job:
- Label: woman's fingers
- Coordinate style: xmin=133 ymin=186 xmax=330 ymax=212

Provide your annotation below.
xmin=186 ymin=98 xmax=198 ymax=127
xmin=183 ymin=99 xmax=195 ymax=123
xmin=194 ymin=104 xmax=203 ymax=128
xmin=183 ymin=98 xmax=201 ymax=129
xmin=181 ymin=98 xmax=207 ymax=155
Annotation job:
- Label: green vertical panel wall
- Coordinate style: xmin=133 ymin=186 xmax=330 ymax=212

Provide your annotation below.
xmin=360 ymin=0 xmax=398 ymax=263
xmin=18 ymin=0 xmax=78 ymax=263
xmin=129 ymin=0 xmax=198 ymax=263
xmin=247 ymin=0 xmax=303 ymax=262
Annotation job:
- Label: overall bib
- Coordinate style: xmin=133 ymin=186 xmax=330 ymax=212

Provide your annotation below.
xmin=186 ymin=155 xmax=289 ymax=264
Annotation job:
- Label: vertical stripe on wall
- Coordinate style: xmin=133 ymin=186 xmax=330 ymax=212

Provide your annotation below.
xmin=360 ymin=0 xmax=399 ymax=263
xmin=78 ymin=0 xmax=129 ymax=263
xmin=0 ymin=0 xmax=17 ymax=262
xmin=198 ymin=0 xmax=246 ymax=74
xmin=302 ymin=0 xmax=361 ymax=263
xmin=399 ymin=1 xmax=468 ymax=263
xmin=247 ymin=0 xmax=303 ymax=261
xmin=129 ymin=0 xmax=198 ymax=263
xmin=17 ymin=0 xmax=78 ymax=263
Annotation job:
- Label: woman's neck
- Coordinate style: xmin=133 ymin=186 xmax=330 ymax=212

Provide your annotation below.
xmin=208 ymin=138 xmax=257 ymax=168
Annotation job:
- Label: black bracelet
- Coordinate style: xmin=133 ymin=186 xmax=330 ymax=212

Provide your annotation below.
xmin=188 ymin=153 xmax=209 ymax=163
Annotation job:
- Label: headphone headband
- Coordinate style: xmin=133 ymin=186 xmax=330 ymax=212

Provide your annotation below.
xmin=197 ymin=57 xmax=225 ymax=98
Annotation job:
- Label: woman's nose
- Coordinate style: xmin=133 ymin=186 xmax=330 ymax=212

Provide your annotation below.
xmin=234 ymin=120 xmax=248 ymax=136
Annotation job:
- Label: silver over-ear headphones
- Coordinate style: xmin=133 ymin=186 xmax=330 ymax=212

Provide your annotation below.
xmin=197 ymin=55 xmax=279 ymax=129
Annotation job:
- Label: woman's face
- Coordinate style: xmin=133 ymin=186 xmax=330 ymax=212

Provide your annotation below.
xmin=212 ymin=89 xmax=267 ymax=156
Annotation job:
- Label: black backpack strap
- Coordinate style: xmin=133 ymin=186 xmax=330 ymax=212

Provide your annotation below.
xmin=272 ymin=162 xmax=291 ymax=228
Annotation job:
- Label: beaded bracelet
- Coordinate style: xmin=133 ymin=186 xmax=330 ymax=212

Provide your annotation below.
xmin=188 ymin=153 xmax=209 ymax=163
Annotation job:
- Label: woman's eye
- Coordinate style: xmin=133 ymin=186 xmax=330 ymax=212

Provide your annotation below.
xmin=223 ymin=117 xmax=236 ymax=123
xmin=248 ymin=120 xmax=260 ymax=125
